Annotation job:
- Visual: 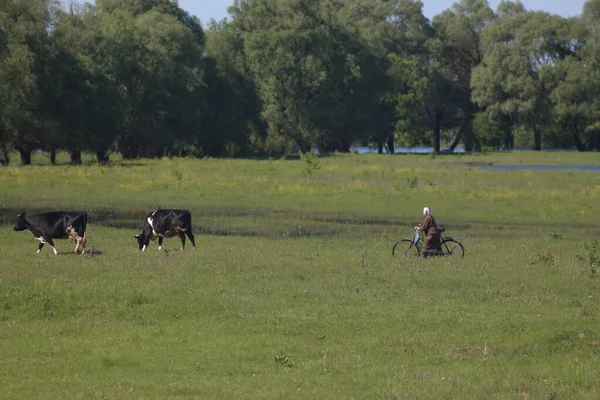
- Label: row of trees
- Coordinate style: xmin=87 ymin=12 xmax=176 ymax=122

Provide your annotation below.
xmin=1 ymin=0 xmax=599 ymax=165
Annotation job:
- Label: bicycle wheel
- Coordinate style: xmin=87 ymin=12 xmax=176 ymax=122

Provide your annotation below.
xmin=392 ymin=239 xmax=420 ymax=258
xmin=440 ymin=238 xmax=464 ymax=258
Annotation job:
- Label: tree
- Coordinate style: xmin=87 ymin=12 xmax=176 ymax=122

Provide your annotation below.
xmin=231 ymin=0 xmax=325 ymax=153
xmin=549 ymin=1 xmax=600 ymax=150
xmin=94 ymin=0 xmax=207 ymax=158
xmin=428 ymin=0 xmax=496 ymax=153
xmin=40 ymin=4 xmax=98 ymax=164
xmin=472 ymin=9 xmax=580 ymax=150
xmin=338 ymin=0 xmax=432 ymax=154
xmin=0 ymin=1 xmax=37 ymax=164
xmin=0 ymin=0 xmax=61 ymax=165
xmin=203 ymin=19 xmax=266 ymax=157
xmin=231 ymin=0 xmax=378 ymax=154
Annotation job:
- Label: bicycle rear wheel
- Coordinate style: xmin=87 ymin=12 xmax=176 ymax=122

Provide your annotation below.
xmin=392 ymin=239 xmax=420 ymax=258
xmin=440 ymin=238 xmax=464 ymax=258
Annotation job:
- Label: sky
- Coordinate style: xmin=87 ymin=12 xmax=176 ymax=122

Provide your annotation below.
xmin=186 ymin=0 xmax=588 ymax=26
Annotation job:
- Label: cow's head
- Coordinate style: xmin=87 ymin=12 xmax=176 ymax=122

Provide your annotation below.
xmin=134 ymin=233 xmax=147 ymax=250
xmin=134 ymin=216 xmax=155 ymax=250
xmin=13 ymin=214 xmax=27 ymax=231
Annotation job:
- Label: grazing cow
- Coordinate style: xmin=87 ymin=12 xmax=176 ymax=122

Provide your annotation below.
xmin=13 ymin=212 xmax=88 ymax=255
xmin=135 ymin=209 xmax=196 ymax=251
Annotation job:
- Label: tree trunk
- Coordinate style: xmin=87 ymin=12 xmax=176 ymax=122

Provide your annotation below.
xmin=386 ymin=134 xmax=394 ymax=154
xmin=449 ymin=132 xmax=461 ymax=153
xmin=17 ymin=147 xmax=31 ymax=165
xmin=450 ymin=113 xmax=477 ymax=153
xmin=298 ymin=141 xmax=311 ymax=154
xmin=326 ymin=137 xmax=350 ymax=153
xmin=572 ymin=119 xmax=585 ymax=151
xmin=96 ymin=150 xmax=109 ymax=163
xmin=504 ymin=131 xmax=514 ymax=151
xmin=49 ymin=149 xmax=57 ymax=165
xmin=433 ymin=110 xmax=443 ymax=154
xmin=377 ymin=140 xmax=384 ymax=154
xmin=463 ymin=117 xmax=475 ymax=152
xmin=340 ymin=137 xmax=350 ymax=153
xmin=153 ymin=147 xmax=165 ymax=158
xmin=532 ymin=128 xmax=541 ymax=151
xmin=118 ymin=137 xmax=138 ymax=159
xmin=591 ymin=127 xmax=600 ymax=151
xmin=0 ymin=145 xmax=9 ymax=165
xmin=69 ymin=150 xmax=82 ymax=165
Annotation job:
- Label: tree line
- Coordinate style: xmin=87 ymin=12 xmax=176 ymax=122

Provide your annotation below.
xmin=1 ymin=0 xmax=599 ymax=165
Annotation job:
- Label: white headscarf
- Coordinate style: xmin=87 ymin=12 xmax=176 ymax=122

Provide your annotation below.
xmin=423 ymin=207 xmax=430 ymax=216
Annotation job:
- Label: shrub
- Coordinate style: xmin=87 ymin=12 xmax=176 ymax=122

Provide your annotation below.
xmin=530 ymin=252 xmax=555 ymax=267
xmin=576 ymin=240 xmax=600 ymax=277
xmin=300 ymin=152 xmax=321 ymax=177
xmin=406 ymin=169 xmax=418 ymax=188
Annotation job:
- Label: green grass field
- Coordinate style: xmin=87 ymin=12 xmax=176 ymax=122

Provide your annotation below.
xmin=1 ymin=152 xmax=599 ymax=399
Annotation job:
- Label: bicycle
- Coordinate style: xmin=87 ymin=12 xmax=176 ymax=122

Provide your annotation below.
xmin=392 ymin=228 xmax=465 ymax=259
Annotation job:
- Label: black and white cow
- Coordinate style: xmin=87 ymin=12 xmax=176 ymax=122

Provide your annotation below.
xmin=13 ymin=212 xmax=88 ymax=255
xmin=135 ymin=209 xmax=196 ymax=251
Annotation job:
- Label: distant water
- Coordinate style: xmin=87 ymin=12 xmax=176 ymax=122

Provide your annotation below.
xmin=349 ymin=146 xmax=466 ymax=154
xmin=476 ymin=165 xmax=600 ymax=172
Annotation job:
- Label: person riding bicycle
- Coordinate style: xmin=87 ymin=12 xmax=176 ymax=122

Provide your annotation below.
xmin=414 ymin=207 xmax=441 ymax=258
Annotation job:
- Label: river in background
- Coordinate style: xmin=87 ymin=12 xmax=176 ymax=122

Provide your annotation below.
xmin=347 ymin=146 xmax=599 ymax=171
xmin=349 ymin=146 xmax=466 ymax=154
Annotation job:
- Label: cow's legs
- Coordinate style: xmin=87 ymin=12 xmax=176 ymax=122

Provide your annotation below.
xmin=46 ymin=238 xmax=59 ymax=256
xmin=158 ymin=237 xmax=163 ymax=251
xmin=80 ymin=231 xmax=86 ymax=254
xmin=67 ymin=226 xmax=84 ymax=254
xmin=74 ymin=235 xmax=86 ymax=254
xmin=73 ymin=236 xmax=81 ymax=253
xmin=178 ymin=232 xmax=186 ymax=251
xmin=36 ymin=236 xmax=57 ymax=255
xmin=186 ymin=230 xmax=197 ymax=250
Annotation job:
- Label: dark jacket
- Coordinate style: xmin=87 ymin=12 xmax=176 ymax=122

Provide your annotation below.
xmin=422 ymin=214 xmax=440 ymax=237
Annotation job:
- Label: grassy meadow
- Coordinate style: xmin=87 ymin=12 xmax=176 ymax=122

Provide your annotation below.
xmin=0 ymin=151 xmax=599 ymax=399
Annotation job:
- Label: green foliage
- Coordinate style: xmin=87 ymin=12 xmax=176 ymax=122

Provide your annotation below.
xmin=530 ymin=251 xmax=555 ymax=267
xmin=231 ymin=0 xmax=382 ymax=153
xmin=203 ymin=20 xmax=265 ymax=156
xmin=424 ymin=0 xmax=496 ymax=152
xmin=1 ymin=0 xmax=599 ymax=165
xmin=273 ymin=352 xmax=293 ymax=368
xmin=473 ymin=111 xmax=513 ymax=150
xmin=387 ymin=55 xmax=431 ymax=146
xmin=472 ymin=9 xmax=592 ymax=151
xmin=0 ymin=0 xmax=59 ymax=163
xmin=576 ymin=240 xmax=600 ymax=277
xmin=300 ymin=151 xmax=321 ymax=177
xmin=96 ymin=4 xmax=207 ymax=158
xmin=406 ymin=169 xmax=419 ymax=188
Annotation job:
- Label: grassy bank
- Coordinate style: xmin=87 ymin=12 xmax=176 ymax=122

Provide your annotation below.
xmin=0 ymin=152 xmax=599 ymax=399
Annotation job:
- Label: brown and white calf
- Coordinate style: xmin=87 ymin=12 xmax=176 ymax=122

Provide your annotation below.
xmin=135 ymin=209 xmax=196 ymax=251
xmin=13 ymin=212 xmax=88 ymax=255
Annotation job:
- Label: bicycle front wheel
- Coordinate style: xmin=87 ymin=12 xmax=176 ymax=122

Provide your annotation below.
xmin=392 ymin=239 xmax=420 ymax=258
xmin=440 ymin=238 xmax=464 ymax=258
